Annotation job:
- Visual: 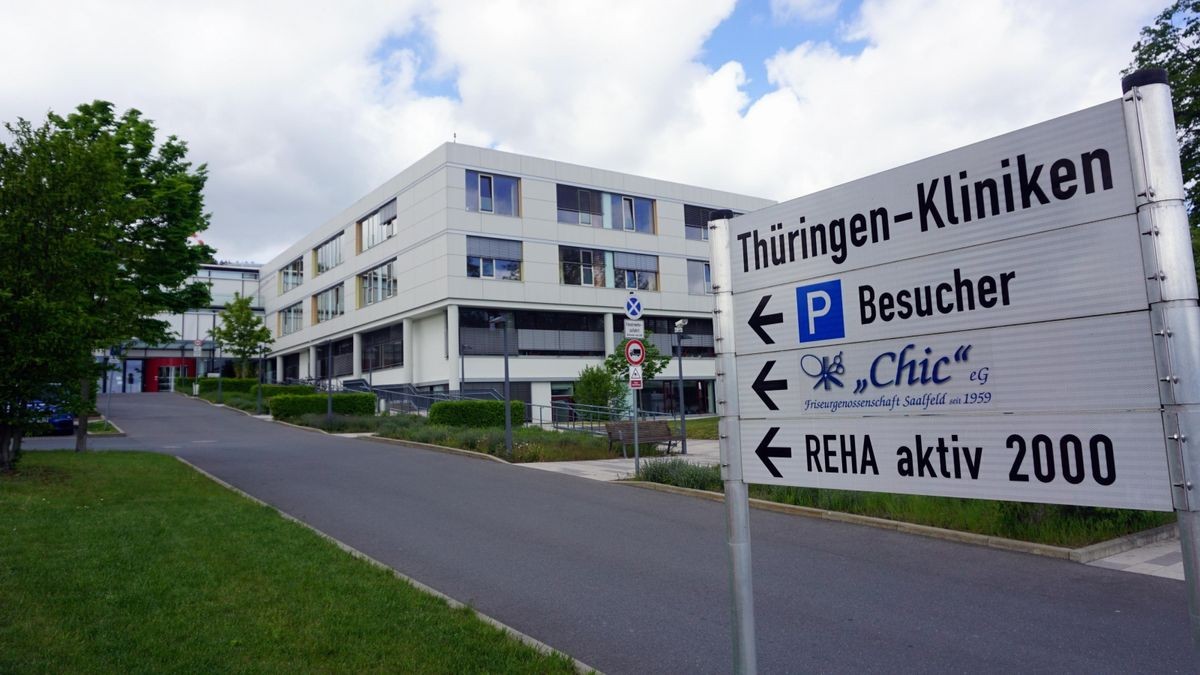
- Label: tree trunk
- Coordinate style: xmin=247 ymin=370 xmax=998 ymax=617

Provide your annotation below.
xmin=75 ymin=376 xmax=90 ymax=452
xmin=0 ymin=425 xmax=12 ymax=472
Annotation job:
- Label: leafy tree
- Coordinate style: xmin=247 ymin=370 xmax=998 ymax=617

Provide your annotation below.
xmin=1128 ymin=1 xmax=1200 ymax=277
xmin=604 ymin=333 xmax=671 ymax=381
xmin=210 ymin=293 xmax=273 ymax=378
xmin=0 ymin=101 xmax=212 ymax=468
xmin=600 ymin=334 xmax=673 ymax=414
xmin=572 ymin=364 xmax=625 ymax=418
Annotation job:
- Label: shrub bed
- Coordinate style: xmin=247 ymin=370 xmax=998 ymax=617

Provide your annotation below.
xmin=428 ymin=400 xmax=525 ymax=428
xmin=251 ymin=383 xmax=316 ymax=398
xmin=177 ymin=377 xmax=258 ymax=394
xmin=269 ymin=393 xmax=376 ymax=419
xmin=635 ymin=459 xmax=1176 ymax=547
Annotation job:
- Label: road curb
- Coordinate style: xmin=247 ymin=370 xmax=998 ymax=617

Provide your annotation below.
xmin=1068 ymin=523 xmax=1179 ymax=563
xmin=360 ymin=435 xmax=511 ymax=464
xmin=622 ymin=481 xmax=1115 ymax=561
xmin=175 ymin=456 xmax=598 ymax=675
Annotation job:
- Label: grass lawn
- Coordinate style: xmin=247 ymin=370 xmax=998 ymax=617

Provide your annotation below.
xmin=86 ymin=420 xmax=119 ymax=434
xmin=0 ymin=452 xmax=575 ymax=673
xmin=679 ymin=416 xmax=718 ymax=440
xmin=636 ymin=459 xmax=1176 ymax=548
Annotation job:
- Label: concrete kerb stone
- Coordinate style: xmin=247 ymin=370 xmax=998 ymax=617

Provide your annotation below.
xmin=175 ymin=456 xmax=599 ymax=675
xmin=88 ymin=418 xmax=126 ymax=437
xmin=623 ymin=481 xmax=1098 ymax=562
xmin=1068 ymin=523 xmax=1179 ymax=563
xmin=361 ymin=435 xmax=511 ymax=465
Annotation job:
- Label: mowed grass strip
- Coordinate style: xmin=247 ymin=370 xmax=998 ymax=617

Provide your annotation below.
xmin=0 ymin=452 xmax=575 ymax=674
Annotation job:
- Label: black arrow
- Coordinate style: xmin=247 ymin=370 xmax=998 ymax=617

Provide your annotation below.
xmin=748 ymin=294 xmax=783 ymax=345
xmin=751 ymin=360 xmax=787 ymax=410
xmin=755 ymin=427 xmax=791 ymax=478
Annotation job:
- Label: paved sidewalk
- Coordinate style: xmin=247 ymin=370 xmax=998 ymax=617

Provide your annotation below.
xmin=523 ymin=438 xmax=721 ymax=481
xmin=1089 ymin=537 xmax=1184 ymax=580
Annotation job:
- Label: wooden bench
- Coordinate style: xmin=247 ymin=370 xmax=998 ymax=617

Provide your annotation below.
xmin=605 ymin=420 xmax=684 ymax=457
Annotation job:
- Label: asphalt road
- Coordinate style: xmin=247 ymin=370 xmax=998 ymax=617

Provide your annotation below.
xmin=28 ymin=394 xmax=1194 ymax=673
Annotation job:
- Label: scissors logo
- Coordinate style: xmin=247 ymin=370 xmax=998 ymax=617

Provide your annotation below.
xmin=801 ymin=352 xmax=845 ymax=391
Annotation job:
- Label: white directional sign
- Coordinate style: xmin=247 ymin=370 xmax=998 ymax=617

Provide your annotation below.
xmin=722 ymin=98 xmax=1174 ymax=510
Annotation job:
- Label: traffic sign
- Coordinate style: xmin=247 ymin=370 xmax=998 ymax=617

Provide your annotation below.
xmin=624 ymin=295 xmax=643 ymax=320
xmin=719 ymin=97 xmax=1174 ymax=511
xmin=623 ymin=319 xmax=645 ymax=339
xmin=625 ymin=339 xmax=645 ymax=366
xmin=628 ymin=364 xmax=643 ymax=383
xmin=628 ymin=333 xmax=648 ymax=362
xmin=192 ymin=339 xmax=202 ymax=358
xmin=629 ymin=363 xmax=644 ymax=390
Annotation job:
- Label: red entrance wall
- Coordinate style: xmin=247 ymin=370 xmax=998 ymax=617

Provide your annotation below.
xmin=143 ymin=357 xmax=196 ymax=392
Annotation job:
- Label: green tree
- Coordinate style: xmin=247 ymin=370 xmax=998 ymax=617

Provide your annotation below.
xmin=572 ymin=364 xmax=624 ymax=418
xmin=210 ymin=293 xmax=273 ymax=378
xmin=602 ymin=334 xmax=673 ymax=414
xmin=604 ymin=334 xmax=671 ymax=381
xmin=1129 ymin=1 xmax=1200 ymax=277
xmin=0 ymin=101 xmax=212 ymax=468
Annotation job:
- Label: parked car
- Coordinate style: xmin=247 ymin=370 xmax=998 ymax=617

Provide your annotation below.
xmin=29 ymin=401 xmax=76 ymax=435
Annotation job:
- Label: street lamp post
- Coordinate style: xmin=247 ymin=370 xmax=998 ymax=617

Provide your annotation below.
xmin=489 ymin=314 xmax=513 ymax=459
xmin=256 ymin=351 xmax=265 ymax=415
xmin=326 ymin=340 xmax=334 ymax=423
xmin=674 ymin=319 xmax=689 ymax=455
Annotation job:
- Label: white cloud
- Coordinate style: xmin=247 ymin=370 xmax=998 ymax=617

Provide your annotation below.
xmin=770 ymin=0 xmax=841 ymax=22
xmin=0 ymin=0 xmax=1158 ymax=264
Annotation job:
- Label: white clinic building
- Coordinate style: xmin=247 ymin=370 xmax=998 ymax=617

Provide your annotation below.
xmin=259 ymin=143 xmax=773 ymax=415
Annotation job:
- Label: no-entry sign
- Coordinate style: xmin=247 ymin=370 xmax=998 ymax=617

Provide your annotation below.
xmin=625 ymin=339 xmax=646 ymax=366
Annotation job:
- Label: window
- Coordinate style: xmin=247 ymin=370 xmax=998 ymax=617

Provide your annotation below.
xmin=280 ymin=303 xmax=303 ymax=335
xmin=280 ymin=257 xmax=303 ymax=293
xmin=466 ymin=170 xmax=520 ymax=216
xmin=359 ymin=200 xmax=397 ymax=252
xmin=466 ymin=237 xmax=522 ymax=281
xmin=613 ymin=252 xmax=658 ymax=291
xmin=460 ymin=308 xmax=605 ymax=356
xmin=362 ymin=323 xmax=403 ymax=370
xmin=687 ymin=259 xmax=712 ymax=295
xmin=560 ymin=246 xmax=604 ymax=286
xmin=359 ymin=260 xmax=398 ymax=307
xmin=313 ymin=233 xmax=344 ymax=276
xmin=313 ymin=284 xmax=344 ymax=324
xmin=685 ymin=205 xmax=742 ymax=241
xmin=556 ymin=184 xmax=655 ymax=233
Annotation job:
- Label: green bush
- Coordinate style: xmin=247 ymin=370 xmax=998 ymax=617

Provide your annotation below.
xmin=294 ymin=413 xmax=385 ymax=433
xmin=251 ymin=383 xmax=316 ymax=398
xmin=269 ymin=393 xmax=376 ymax=419
xmin=179 ymin=377 xmax=258 ymax=394
xmin=428 ymin=400 xmax=525 ymax=428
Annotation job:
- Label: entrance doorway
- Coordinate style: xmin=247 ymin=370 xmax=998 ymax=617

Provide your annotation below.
xmin=156 ymin=365 xmax=186 ymax=392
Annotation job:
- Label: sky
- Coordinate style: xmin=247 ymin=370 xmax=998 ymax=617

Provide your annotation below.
xmin=0 ymin=0 xmax=1160 ymax=264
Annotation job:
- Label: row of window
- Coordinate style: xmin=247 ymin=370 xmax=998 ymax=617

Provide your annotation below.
xmin=279 ymin=244 xmax=708 ymax=336
xmin=278 ymin=167 xmax=732 ymax=297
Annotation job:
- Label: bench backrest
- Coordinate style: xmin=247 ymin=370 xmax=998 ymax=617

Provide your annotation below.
xmin=606 ymin=420 xmax=674 ymax=439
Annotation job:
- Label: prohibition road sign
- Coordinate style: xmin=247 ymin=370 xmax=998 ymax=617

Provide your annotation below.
xmin=624 ymin=295 xmax=643 ymax=320
xmin=625 ymin=338 xmax=646 ymax=366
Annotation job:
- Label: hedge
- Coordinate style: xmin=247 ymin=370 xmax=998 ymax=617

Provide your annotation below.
xmin=250 ymin=383 xmax=316 ymax=398
xmin=269 ymin=393 xmax=376 ymax=419
xmin=176 ymin=377 xmax=258 ymax=394
xmin=428 ymin=400 xmax=525 ymax=428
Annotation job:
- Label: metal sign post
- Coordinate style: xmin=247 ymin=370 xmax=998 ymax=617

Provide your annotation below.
xmin=626 ymin=336 xmax=646 ymax=475
xmin=1122 ymin=69 xmax=1200 ymax=655
xmin=710 ymin=212 xmax=758 ymax=674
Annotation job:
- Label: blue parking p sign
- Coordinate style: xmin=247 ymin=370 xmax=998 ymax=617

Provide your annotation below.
xmin=796 ymin=280 xmax=844 ymax=343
